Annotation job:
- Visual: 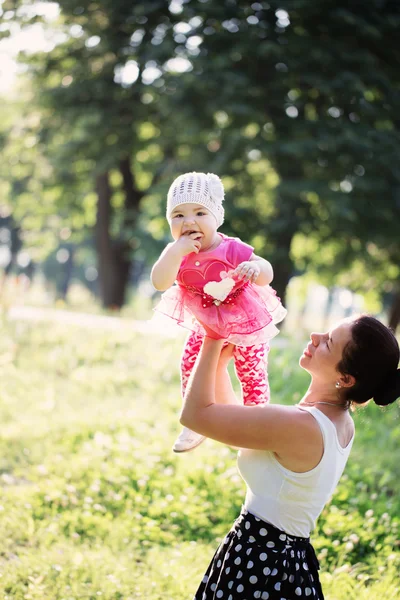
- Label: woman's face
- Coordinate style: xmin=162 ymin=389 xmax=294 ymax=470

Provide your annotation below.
xmin=299 ymin=321 xmax=353 ymax=384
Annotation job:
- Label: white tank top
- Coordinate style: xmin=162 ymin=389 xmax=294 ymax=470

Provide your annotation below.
xmin=237 ymin=407 xmax=354 ymax=537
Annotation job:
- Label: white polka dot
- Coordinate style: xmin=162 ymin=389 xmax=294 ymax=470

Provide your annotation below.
xmin=235 ymin=544 xmax=242 ymax=552
xmin=228 ymin=581 xmax=233 ymax=589
xmin=266 ymin=541 xmax=275 ymax=548
xmin=303 ymin=562 xmax=309 ymax=570
xmin=217 ymin=560 xmax=222 ymax=568
xmin=225 ymin=567 xmax=230 ymax=574
xmin=237 ymin=530 xmax=242 ymax=538
xmin=282 ymin=560 xmax=287 ymax=567
xmin=247 ymin=560 xmax=254 ymax=569
xmin=236 ymin=570 xmax=243 ymax=579
xmin=310 ymin=575 xmax=314 ymax=582
xmin=245 ymin=522 xmax=251 ymax=530
xmin=305 ymin=589 xmax=312 ymax=597
xmin=255 ymin=516 xmax=260 ymax=521
xmin=211 ymin=583 xmax=217 ymax=591
xmin=259 ymin=553 xmax=267 ymax=561
xmin=291 ymin=551 xmax=295 ymax=557
xmin=234 ymin=557 xmax=241 ymax=565
xmin=263 ymin=567 xmax=271 ymax=576
xmin=202 ymin=593 xmax=206 ymax=600
xmin=216 ymin=591 xmax=223 ymax=598
xmin=246 ymin=548 xmax=253 ymax=555
xmin=296 ymin=562 xmax=300 ymax=570
xmin=279 ymin=533 xmax=287 ymax=540
xmin=271 ymin=568 xmax=278 ymax=576
xmin=295 ymin=588 xmax=302 ymax=596
xmin=228 ymin=595 xmax=233 ymax=600
xmin=259 ymin=528 xmax=268 ymax=536
xmin=261 ymin=593 xmax=269 ymax=600
xmin=237 ymin=584 xmax=244 ymax=593
xmin=224 ymin=537 xmax=229 ymax=544
xmin=254 ymin=592 xmax=261 ymax=599
xmin=249 ymin=536 xmax=256 ymax=543
xmin=249 ymin=575 xmax=258 ymax=584
xmin=274 ymin=582 xmax=281 ymax=591
xmin=289 ymin=575 xmax=295 ymax=583
xmin=226 ymin=552 xmax=230 ymax=559
xmin=202 ymin=575 xmax=208 ymax=583
xmin=282 ymin=572 xmax=288 ymax=580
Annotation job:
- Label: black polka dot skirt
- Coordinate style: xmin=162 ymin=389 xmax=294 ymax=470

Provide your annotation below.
xmin=194 ymin=509 xmax=324 ymax=600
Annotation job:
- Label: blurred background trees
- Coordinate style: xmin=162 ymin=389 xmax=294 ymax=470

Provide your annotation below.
xmin=1 ymin=0 xmax=399 ymax=327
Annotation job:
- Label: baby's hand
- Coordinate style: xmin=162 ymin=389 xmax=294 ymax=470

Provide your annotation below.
xmin=173 ymin=233 xmax=202 ymax=257
xmin=232 ymin=261 xmax=261 ymax=283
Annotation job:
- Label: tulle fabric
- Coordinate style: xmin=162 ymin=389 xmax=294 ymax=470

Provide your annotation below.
xmin=154 ymin=282 xmax=287 ymax=347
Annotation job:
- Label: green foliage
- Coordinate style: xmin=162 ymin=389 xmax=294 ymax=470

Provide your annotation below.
xmin=0 ymin=318 xmax=398 ymax=598
xmin=2 ymin=1 xmax=400 ymax=310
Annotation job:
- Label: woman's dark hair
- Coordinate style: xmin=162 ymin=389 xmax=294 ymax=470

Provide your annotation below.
xmin=337 ymin=315 xmax=400 ymax=406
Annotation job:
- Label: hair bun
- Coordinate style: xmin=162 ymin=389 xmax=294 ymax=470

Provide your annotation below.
xmin=373 ymin=369 xmax=400 ymax=406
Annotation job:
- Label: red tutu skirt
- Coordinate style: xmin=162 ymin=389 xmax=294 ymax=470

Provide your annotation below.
xmin=154 ymin=282 xmax=287 ymax=347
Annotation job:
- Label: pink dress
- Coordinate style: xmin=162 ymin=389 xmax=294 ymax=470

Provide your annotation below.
xmin=155 ymin=234 xmax=286 ymax=346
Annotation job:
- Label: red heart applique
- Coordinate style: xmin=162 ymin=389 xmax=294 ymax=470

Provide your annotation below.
xmin=180 ymin=260 xmax=231 ymax=288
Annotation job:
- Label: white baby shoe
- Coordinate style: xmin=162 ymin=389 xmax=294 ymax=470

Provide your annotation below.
xmin=172 ymin=427 xmax=206 ymax=453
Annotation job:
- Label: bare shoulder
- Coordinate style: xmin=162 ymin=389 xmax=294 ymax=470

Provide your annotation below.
xmin=273 ymin=408 xmax=324 ymax=471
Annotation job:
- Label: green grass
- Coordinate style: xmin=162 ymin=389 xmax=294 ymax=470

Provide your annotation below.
xmin=0 ymin=314 xmax=399 ymax=599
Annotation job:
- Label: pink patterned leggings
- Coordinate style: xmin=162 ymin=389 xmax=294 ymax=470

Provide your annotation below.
xmin=180 ymin=331 xmax=270 ymax=405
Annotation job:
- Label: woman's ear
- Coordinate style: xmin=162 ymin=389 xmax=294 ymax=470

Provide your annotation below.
xmin=339 ymin=373 xmax=356 ymax=389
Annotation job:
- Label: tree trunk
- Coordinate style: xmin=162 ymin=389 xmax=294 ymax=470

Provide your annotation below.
xmin=265 ymin=187 xmax=300 ymax=306
xmin=95 ymin=171 xmax=123 ymax=308
xmin=94 ymin=159 xmax=144 ymax=309
xmin=269 ymin=247 xmax=294 ymax=307
xmin=388 ymin=286 xmax=400 ymax=332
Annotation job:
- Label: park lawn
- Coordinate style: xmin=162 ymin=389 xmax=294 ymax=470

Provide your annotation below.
xmin=0 ymin=316 xmax=399 ymax=599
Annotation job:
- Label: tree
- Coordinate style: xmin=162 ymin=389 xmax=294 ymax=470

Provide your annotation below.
xmin=4 ymin=0 xmax=178 ymax=308
xmin=172 ymin=0 xmax=400 ymax=314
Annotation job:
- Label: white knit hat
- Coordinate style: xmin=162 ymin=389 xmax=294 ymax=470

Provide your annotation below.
xmin=166 ymin=172 xmax=225 ymax=228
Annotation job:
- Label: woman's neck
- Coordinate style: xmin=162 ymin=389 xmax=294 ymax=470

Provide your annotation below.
xmin=299 ymin=384 xmax=342 ymax=407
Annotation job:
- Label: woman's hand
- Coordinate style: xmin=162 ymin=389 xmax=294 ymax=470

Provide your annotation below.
xmin=195 ymin=318 xmax=224 ymax=340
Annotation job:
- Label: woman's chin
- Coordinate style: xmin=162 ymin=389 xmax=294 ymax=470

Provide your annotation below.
xmin=299 ymin=354 xmax=311 ymax=370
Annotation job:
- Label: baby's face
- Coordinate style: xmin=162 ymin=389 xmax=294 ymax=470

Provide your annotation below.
xmin=170 ymin=203 xmax=218 ymax=247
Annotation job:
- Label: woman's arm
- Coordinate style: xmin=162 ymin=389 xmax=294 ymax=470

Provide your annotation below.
xmin=215 ymin=345 xmax=241 ymax=406
xmin=180 ymin=338 xmax=320 ymax=455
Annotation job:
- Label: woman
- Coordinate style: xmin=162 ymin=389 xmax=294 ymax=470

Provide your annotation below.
xmin=180 ymin=315 xmax=400 ymax=599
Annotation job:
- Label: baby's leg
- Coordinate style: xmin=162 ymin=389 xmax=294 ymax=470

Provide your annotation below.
xmin=180 ymin=330 xmax=204 ymax=396
xmin=173 ymin=330 xmax=206 ymax=453
xmin=233 ymin=343 xmax=270 ymax=405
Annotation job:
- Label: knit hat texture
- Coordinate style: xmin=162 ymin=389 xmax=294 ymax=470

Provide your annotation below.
xmin=166 ymin=172 xmax=225 ymax=228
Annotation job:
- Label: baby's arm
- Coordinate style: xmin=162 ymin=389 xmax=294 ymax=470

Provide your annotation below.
xmin=151 ymin=233 xmax=202 ymax=291
xmin=232 ymin=253 xmax=273 ymax=286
